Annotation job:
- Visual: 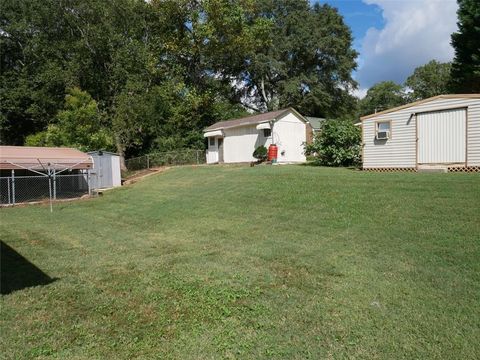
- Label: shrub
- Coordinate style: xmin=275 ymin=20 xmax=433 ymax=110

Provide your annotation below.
xmin=253 ymin=145 xmax=268 ymax=162
xmin=305 ymin=118 xmax=361 ymax=166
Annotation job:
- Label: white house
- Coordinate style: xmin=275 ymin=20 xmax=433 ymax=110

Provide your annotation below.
xmin=204 ymin=108 xmax=312 ymax=164
xmin=361 ymin=94 xmax=480 ymax=171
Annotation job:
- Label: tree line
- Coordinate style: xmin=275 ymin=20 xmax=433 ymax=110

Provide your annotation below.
xmin=0 ymin=0 xmax=358 ymax=166
xmin=1 ymin=0 xmax=478 ymax=167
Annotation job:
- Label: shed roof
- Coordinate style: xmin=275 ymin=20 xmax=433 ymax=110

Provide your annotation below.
xmin=204 ymin=107 xmax=306 ymax=132
xmin=305 ymin=116 xmax=326 ymax=130
xmin=0 ymin=146 xmax=93 ymax=171
xmin=360 ymin=94 xmax=480 ymax=121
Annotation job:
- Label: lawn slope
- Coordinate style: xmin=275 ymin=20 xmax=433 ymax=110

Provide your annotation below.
xmin=1 ymin=166 xmax=479 ymax=359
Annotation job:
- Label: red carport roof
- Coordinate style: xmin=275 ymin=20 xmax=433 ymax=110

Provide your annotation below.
xmin=0 ymin=146 xmax=93 ymax=171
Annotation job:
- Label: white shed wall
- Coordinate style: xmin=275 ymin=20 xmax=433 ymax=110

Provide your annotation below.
xmin=273 ymin=113 xmax=307 ymax=163
xmin=362 ymin=97 xmax=480 ymax=168
xmin=89 ymin=152 xmax=122 ymax=188
xmin=205 ymin=111 xmax=307 ymax=164
xmin=223 ymin=125 xmax=269 ymax=163
xmin=216 ymin=112 xmax=306 ymax=163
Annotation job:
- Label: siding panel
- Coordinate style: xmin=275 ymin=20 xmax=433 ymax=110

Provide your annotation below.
xmin=274 ymin=113 xmax=306 ymax=163
xmin=418 ymin=108 xmax=466 ymax=164
xmin=223 ymin=125 xmax=269 ymax=163
xmin=362 ymin=97 xmax=480 ymax=168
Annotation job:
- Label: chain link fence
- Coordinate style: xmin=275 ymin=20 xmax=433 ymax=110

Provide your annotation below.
xmin=0 ymin=173 xmax=90 ymax=206
xmin=125 ymin=149 xmax=206 ymax=171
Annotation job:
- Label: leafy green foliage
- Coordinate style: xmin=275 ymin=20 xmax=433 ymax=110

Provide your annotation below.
xmin=360 ymin=59 xmax=455 ymax=115
xmin=238 ymin=1 xmax=358 ymax=117
xmin=305 ymin=118 xmax=360 ymax=166
xmin=1 ymin=0 xmax=358 ymax=155
xmin=25 ymin=88 xmax=113 ymax=151
xmin=405 ymin=60 xmax=452 ymax=101
xmin=449 ymin=0 xmax=480 ymax=93
xmin=252 ymin=145 xmax=268 ymax=161
xmin=359 ymin=81 xmax=406 ymax=116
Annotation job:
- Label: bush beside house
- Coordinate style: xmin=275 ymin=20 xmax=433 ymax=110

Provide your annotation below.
xmin=305 ymin=118 xmax=361 ymax=167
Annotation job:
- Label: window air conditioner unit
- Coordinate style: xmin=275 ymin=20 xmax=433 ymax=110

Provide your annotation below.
xmin=376 ymin=131 xmax=389 ymax=140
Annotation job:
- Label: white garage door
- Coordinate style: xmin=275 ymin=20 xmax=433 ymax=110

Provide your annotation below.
xmin=418 ymin=108 xmax=466 ymax=164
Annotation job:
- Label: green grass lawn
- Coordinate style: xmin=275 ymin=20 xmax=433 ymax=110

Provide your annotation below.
xmin=1 ymin=165 xmax=479 ymax=359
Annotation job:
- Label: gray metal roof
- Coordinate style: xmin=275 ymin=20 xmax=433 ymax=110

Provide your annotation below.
xmin=305 ymin=117 xmax=326 ymax=130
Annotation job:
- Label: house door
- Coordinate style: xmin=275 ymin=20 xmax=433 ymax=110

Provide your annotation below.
xmin=417 ymin=108 xmax=466 ymax=165
xmin=218 ymin=138 xmax=224 ymax=163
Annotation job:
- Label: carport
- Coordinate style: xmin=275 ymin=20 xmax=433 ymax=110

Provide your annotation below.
xmin=0 ymin=146 xmax=93 ymax=207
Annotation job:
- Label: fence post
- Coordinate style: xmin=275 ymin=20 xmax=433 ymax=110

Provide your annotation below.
xmin=147 ymin=155 xmax=150 ymax=169
xmin=87 ymin=169 xmax=91 ymax=196
xmin=48 ymin=169 xmax=53 ymax=213
xmin=196 ymin=150 xmax=199 ymax=165
xmin=11 ymin=170 xmax=15 ymax=205
xmin=7 ymin=177 xmax=11 ymax=204
xmin=53 ymin=169 xmax=57 ymax=200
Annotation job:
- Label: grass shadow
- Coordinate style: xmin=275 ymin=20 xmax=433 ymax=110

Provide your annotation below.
xmin=1 ymin=241 xmax=57 ymax=295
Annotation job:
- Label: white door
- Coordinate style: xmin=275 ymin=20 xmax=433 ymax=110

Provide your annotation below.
xmin=417 ymin=108 xmax=466 ymax=164
xmin=217 ymin=138 xmax=224 ymax=163
xmin=206 ymin=137 xmax=219 ymax=164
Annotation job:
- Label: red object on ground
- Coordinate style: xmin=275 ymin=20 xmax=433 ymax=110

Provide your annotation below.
xmin=268 ymin=144 xmax=278 ymax=161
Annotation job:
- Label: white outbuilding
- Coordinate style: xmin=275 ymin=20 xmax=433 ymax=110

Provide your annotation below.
xmin=88 ymin=151 xmax=122 ymax=189
xmin=361 ymin=94 xmax=480 ymax=172
xmin=204 ymin=108 xmax=312 ymax=164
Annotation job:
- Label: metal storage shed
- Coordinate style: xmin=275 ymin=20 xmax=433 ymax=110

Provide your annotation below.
xmin=361 ymin=94 xmax=480 ymax=172
xmin=0 ymin=146 xmax=93 ymax=205
xmin=88 ymin=151 xmax=121 ymax=189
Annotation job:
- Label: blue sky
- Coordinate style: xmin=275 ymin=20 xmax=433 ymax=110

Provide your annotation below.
xmin=312 ymin=0 xmax=459 ymax=97
xmin=318 ymin=0 xmax=385 ymax=50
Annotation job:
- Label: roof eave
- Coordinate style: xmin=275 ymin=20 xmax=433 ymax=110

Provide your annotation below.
xmin=203 ymin=107 xmax=307 ymax=133
xmin=205 ymin=119 xmax=275 ymax=132
xmin=360 ymin=94 xmax=480 ymax=121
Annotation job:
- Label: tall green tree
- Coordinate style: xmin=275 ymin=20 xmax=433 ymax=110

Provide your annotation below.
xmin=449 ymin=0 xmax=480 ymax=93
xmin=405 ymin=60 xmax=451 ymax=101
xmin=359 ymin=81 xmax=406 ymax=116
xmin=0 ymin=0 xmax=79 ymax=144
xmin=235 ymin=1 xmax=358 ymax=118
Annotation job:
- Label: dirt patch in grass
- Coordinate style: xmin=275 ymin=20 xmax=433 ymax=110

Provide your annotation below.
xmin=122 ymin=167 xmax=169 ymax=185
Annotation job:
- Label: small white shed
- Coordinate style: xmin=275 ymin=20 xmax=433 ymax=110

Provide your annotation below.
xmin=204 ymin=108 xmax=310 ymax=164
xmin=88 ymin=151 xmax=122 ymax=189
xmin=361 ymin=94 xmax=480 ymax=171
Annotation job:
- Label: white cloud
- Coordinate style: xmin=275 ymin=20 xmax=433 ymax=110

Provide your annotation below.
xmin=356 ymin=0 xmax=458 ymax=89
xmin=351 ymin=87 xmax=368 ymax=99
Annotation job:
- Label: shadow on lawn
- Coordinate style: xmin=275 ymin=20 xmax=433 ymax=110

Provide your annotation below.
xmin=1 ymin=241 xmax=57 ymax=295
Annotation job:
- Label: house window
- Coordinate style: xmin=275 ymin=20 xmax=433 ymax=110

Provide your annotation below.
xmin=209 ymin=137 xmax=215 ymax=146
xmin=263 ymin=129 xmax=271 ymax=137
xmin=376 ymin=121 xmax=391 ymax=140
